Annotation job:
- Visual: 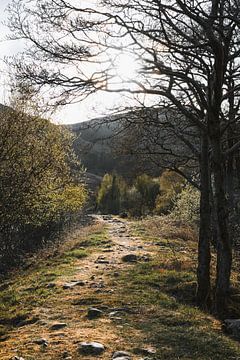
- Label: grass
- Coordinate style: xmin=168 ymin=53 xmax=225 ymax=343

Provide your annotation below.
xmin=0 ymin=222 xmax=108 ymax=342
xmin=109 ymin=257 xmax=240 ymax=359
xmin=116 ymin=259 xmax=240 ymax=360
xmin=100 ymin=217 xmax=240 ymax=360
xmin=65 ymin=249 xmax=88 ymax=259
xmin=1 ymin=215 xmax=240 ymax=360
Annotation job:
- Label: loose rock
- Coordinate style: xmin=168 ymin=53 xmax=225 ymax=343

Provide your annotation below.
xmin=33 ymin=338 xmax=48 ymax=347
xmin=133 ymin=347 xmax=157 ymax=356
xmin=46 ymin=282 xmax=56 ymax=289
xmin=223 ymin=319 xmax=240 ymax=337
xmin=87 ymin=307 xmax=104 ymax=319
xmin=122 ymin=254 xmax=139 ymax=263
xmin=78 ymin=341 xmax=105 ymax=355
xmin=63 ymin=281 xmax=85 ymax=289
xmin=50 ymin=323 xmax=67 ymax=330
xmin=112 ymin=350 xmax=131 ymax=359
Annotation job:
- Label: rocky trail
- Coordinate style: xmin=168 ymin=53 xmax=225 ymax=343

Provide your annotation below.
xmin=0 ymin=215 xmax=156 ymax=360
xmin=1 ymin=215 xmax=240 ymax=360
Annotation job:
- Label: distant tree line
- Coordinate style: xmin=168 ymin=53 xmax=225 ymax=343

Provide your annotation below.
xmin=96 ymin=171 xmax=199 ymax=223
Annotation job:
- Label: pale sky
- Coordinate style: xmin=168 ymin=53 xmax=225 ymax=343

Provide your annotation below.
xmin=0 ymin=0 xmax=138 ymax=124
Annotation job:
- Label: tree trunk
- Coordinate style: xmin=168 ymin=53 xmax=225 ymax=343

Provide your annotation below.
xmin=210 ymin=135 xmax=232 ymax=317
xmin=197 ymin=133 xmax=212 ymax=308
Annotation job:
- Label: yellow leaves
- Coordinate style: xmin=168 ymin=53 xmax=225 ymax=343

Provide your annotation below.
xmin=155 ymin=170 xmax=185 ymax=214
xmin=48 ymin=185 xmax=88 ymax=215
xmin=0 ymin=105 xmax=87 ymax=230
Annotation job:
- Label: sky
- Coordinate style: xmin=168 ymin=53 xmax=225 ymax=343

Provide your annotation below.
xmin=0 ymin=0 xmax=137 ymax=124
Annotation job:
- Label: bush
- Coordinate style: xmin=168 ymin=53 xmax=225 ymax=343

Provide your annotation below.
xmin=135 ymin=174 xmax=160 ymax=214
xmin=155 ymin=170 xmax=185 ymax=214
xmin=97 ymin=173 xmax=126 ymax=214
xmin=0 ymin=101 xmax=87 ymax=266
xmin=170 ymin=184 xmax=200 ymax=225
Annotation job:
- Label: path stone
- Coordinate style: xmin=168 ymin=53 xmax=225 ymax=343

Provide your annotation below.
xmin=33 ymin=338 xmax=48 ymax=347
xmin=46 ymin=282 xmax=56 ymax=288
xmin=133 ymin=347 xmax=157 ymax=356
xmin=62 ymin=350 xmax=72 ymax=359
xmin=95 ymin=259 xmax=110 ymax=264
xmin=122 ymin=254 xmax=139 ymax=263
xmin=95 ymin=256 xmax=110 ymax=264
xmin=50 ymin=323 xmax=67 ymax=330
xmin=224 ymin=319 xmax=240 ymax=337
xmin=112 ymin=350 xmax=131 ymax=359
xmin=78 ymin=341 xmax=105 ymax=355
xmin=87 ymin=307 xmax=104 ymax=319
xmin=63 ymin=280 xmax=85 ymax=289
xmin=140 ymin=255 xmax=151 ymax=262
xmin=90 ymin=281 xmax=105 ymax=289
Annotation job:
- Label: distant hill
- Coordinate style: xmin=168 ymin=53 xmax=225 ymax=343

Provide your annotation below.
xmin=66 ymin=107 xmax=199 ymax=181
xmin=66 ymin=113 xmax=140 ymax=178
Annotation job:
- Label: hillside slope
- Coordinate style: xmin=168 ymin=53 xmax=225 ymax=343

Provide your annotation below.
xmin=66 ymin=108 xmax=199 ymax=180
xmin=66 ymin=115 xmax=137 ymax=177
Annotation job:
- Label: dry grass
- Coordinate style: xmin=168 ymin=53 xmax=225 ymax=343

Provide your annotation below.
xmin=142 ymin=215 xmax=198 ymax=242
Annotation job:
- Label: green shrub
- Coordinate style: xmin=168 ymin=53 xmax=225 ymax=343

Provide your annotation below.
xmin=155 ymin=171 xmax=185 ymax=214
xmin=97 ymin=173 xmax=127 ymax=214
xmin=170 ymin=184 xmax=200 ymax=225
xmin=135 ymin=174 xmax=160 ymax=214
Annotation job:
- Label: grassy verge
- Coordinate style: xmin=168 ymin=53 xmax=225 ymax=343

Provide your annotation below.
xmin=0 ymin=222 xmax=108 ymax=341
xmin=104 ymin=217 xmax=240 ymax=360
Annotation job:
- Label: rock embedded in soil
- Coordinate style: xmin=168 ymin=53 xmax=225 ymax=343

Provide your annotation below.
xmin=223 ymin=319 xmax=240 ymax=337
xmin=95 ymin=256 xmax=110 ymax=264
xmin=50 ymin=322 xmax=67 ymax=330
xmin=11 ymin=357 xmax=25 ymax=360
xmin=46 ymin=282 xmax=56 ymax=288
xmin=78 ymin=341 xmax=105 ymax=355
xmin=33 ymin=338 xmax=49 ymax=346
xmin=63 ymin=280 xmax=85 ymax=289
xmin=140 ymin=255 xmax=151 ymax=262
xmin=112 ymin=350 xmax=132 ymax=359
xmin=62 ymin=350 xmax=72 ymax=359
xmin=87 ymin=307 xmax=104 ymax=319
xmin=95 ymin=259 xmax=110 ymax=264
xmin=133 ymin=347 xmax=157 ymax=356
xmin=122 ymin=254 xmax=139 ymax=263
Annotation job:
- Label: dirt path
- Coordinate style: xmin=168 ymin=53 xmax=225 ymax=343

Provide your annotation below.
xmin=2 ymin=215 xmax=240 ymax=360
xmin=0 ymin=215 xmax=156 ymax=360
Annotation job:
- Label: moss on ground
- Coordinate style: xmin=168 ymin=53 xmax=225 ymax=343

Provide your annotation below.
xmin=0 ymin=223 xmax=108 ymax=341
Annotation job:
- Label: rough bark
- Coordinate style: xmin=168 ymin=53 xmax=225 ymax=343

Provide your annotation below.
xmin=197 ymin=133 xmax=211 ymax=308
xmin=210 ymin=131 xmax=232 ymax=317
